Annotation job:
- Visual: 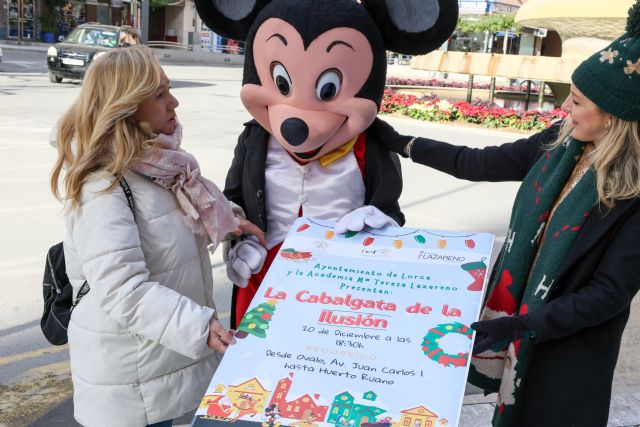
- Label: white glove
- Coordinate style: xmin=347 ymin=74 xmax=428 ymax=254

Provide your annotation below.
xmin=225 ymin=236 xmax=267 ymax=288
xmin=334 ymin=206 xmax=398 ymax=234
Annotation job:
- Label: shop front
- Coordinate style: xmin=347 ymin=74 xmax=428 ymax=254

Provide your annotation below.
xmin=2 ymin=0 xmax=38 ymax=40
xmin=82 ymin=0 xmax=134 ymax=28
xmin=1 ymin=0 xmax=138 ymax=42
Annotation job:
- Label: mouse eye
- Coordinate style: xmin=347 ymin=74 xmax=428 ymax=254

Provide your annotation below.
xmin=316 ymin=69 xmax=341 ymax=101
xmin=271 ymin=62 xmax=292 ymax=96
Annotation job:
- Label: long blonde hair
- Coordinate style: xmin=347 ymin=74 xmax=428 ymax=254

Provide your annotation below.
xmin=50 ymin=46 xmax=162 ymax=208
xmin=551 ymin=118 xmax=640 ymax=208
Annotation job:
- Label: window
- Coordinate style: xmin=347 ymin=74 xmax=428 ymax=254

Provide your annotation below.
xmin=404 ymin=418 xmax=411 ymax=426
xmin=332 ymin=408 xmax=339 ymax=414
xmin=344 ymin=410 xmax=350 ymax=416
xmin=66 ymin=27 xmax=117 ymax=47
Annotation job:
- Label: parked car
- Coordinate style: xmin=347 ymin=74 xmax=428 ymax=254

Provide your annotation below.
xmin=0 ymin=46 xmax=3 ymax=63
xmin=46 ymin=23 xmax=122 ymax=83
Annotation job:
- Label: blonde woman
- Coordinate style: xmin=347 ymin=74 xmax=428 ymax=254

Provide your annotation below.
xmin=379 ymin=5 xmax=640 ymax=425
xmin=50 ymin=46 xmax=264 ymax=427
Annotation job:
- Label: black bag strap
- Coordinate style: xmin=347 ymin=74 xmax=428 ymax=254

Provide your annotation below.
xmin=119 ymin=176 xmax=135 ymax=220
xmin=71 ymin=281 xmax=90 ymax=310
xmin=72 ymin=176 xmax=136 ymax=310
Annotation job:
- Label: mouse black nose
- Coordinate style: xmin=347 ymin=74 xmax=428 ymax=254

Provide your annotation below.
xmin=280 ymin=118 xmax=309 ymax=146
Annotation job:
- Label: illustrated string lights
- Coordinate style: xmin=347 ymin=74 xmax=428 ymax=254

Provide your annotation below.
xmin=294 ymin=218 xmax=478 ymax=250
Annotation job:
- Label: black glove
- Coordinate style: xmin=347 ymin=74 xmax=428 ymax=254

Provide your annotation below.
xmin=471 ymin=316 xmax=532 ymax=354
xmin=370 ymin=118 xmax=414 ymax=157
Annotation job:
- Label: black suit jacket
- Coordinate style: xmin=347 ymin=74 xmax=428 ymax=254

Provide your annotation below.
xmin=223 ymin=118 xmax=405 ymax=232
xmin=401 ymin=122 xmax=640 ymax=426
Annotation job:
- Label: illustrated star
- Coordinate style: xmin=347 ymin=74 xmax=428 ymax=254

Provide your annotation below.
xmin=624 ymin=58 xmax=640 ymax=75
xmin=599 ymin=48 xmax=619 ymax=64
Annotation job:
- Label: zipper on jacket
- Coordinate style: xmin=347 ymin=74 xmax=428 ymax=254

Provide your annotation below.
xmin=46 ymin=251 xmax=61 ymax=294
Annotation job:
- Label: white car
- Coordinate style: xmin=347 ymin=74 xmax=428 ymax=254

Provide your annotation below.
xmin=0 ymin=46 xmax=3 ymax=63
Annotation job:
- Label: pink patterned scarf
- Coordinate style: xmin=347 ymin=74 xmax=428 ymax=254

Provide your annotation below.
xmin=130 ymin=123 xmax=238 ymax=250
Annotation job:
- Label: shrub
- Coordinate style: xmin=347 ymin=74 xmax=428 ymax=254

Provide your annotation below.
xmin=380 ymin=89 xmax=567 ymax=131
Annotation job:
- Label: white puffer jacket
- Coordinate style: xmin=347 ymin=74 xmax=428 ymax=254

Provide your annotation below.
xmin=63 ymin=170 xmax=220 ymax=427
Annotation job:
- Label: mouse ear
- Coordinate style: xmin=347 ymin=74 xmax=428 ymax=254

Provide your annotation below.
xmin=195 ymin=0 xmax=272 ymax=41
xmin=361 ymin=0 xmax=458 ymax=55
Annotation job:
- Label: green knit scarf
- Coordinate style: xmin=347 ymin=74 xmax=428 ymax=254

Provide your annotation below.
xmin=467 ymin=137 xmax=598 ymax=426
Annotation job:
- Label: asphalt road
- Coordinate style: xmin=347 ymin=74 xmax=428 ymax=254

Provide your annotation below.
xmin=0 ymin=49 xmax=638 ymax=427
xmin=0 ymin=49 xmax=48 ymax=75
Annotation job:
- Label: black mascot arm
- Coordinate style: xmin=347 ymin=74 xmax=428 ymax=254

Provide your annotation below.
xmin=365 ymin=119 xmax=406 ymax=226
xmin=223 ymin=127 xmax=249 ymax=212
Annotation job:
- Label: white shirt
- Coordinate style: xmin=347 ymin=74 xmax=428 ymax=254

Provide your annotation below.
xmin=264 ymin=136 xmax=366 ymax=248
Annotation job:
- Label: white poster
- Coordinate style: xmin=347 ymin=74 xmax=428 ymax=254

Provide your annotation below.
xmin=192 ymin=217 xmax=494 ymax=427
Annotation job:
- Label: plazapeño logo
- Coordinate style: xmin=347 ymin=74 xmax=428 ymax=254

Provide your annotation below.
xmin=417 ymin=251 xmax=466 ymax=263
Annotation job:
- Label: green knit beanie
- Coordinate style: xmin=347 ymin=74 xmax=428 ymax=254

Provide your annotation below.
xmin=572 ymin=0 xmax=640 ymax=121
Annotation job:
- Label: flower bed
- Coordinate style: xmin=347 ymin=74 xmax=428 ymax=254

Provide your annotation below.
xmin=380 ymin=90 xmax=567 ymax=132
xmin=386 ymin=77 xmax=541 ymax=93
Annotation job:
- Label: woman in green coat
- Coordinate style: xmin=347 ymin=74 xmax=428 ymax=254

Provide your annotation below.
xmin=379 ymin=4 xmax=640 ymax=425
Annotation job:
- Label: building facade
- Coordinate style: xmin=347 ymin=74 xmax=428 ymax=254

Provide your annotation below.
xmin=455 ymin=0 xmax=530 ymax=54
xmin=1 ymin=0 xmax=199 ymax=44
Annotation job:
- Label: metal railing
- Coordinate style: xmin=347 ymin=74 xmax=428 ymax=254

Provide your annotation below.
xmin=147 ymin=41 xmax=193 ymax=51
xmin=202 ymin=44 xmax=245 ymax=54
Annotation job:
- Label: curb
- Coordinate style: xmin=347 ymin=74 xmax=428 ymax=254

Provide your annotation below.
xmin=0 ymin=43 xmax=49 ymax=52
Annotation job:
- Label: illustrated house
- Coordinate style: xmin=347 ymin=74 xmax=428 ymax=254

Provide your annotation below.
xmin=399 ymin=406 xmax=439 ymax=427
xmin=327 ymin=391 xmax=386 ymax=426
xmin=226 ymin=378 xmax=272 ymax=415
xmin=268 ymin=372 xmax=329 ymax=421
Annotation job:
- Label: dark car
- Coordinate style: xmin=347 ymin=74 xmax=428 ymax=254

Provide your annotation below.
xmin=46 ymin=23 xmax=121 ymax=83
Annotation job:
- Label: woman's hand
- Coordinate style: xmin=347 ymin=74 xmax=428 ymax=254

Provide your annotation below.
xmin=232 ymin=219 xmax=266 ymax=247
xmin=471 ymin=316 xmax=532 ymax=354
xmin=207 ymin=318 xmax=236 ymax=352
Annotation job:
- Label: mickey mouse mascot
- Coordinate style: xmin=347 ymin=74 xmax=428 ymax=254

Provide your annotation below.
xmin=195 ymin=0 xmax=458 ymax=328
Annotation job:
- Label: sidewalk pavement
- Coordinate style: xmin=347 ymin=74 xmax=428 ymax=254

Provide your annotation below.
xmin=24 ymin=389 xmax=640 ymax=427
xmin=0 ymin=40 xmax=49 ymax=52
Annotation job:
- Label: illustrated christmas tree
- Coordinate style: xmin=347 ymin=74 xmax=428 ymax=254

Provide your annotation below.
xmin=235 ymin=299 xmax=278 ymax=339
xmin=460 ymin=259 xmax=487 ymax=291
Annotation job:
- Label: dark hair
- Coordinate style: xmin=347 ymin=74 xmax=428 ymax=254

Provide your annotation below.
xmin=119 ymin=26 xmax=140 ymax=47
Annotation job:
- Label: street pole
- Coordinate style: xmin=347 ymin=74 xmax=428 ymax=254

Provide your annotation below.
xmin=483 ymin=30 xmax=489 ymax=53
xmin=524 ymin=80 xmax=532 ymax=111
xmin=503 ymin=30 xmax=509 ymax=54
xmin=131 ymin=0 xmax=137 ymax=29
xmin=141 ymin=0 xmax=149 ymax=44
xmin=489 ymin=77 xmax=496 ymax=103
xmin=538 ymin=81 xmax=546 ymax=110
xmin=467 ymin=74 xmax=474 ymax=103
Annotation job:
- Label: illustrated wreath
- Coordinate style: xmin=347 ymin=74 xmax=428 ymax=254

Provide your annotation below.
xmin=421 ymin=322 xmax=473 ymax=368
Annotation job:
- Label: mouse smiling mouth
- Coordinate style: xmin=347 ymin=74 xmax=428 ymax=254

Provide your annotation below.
xmin=295 ymin=145 xmax=324 ymax=160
